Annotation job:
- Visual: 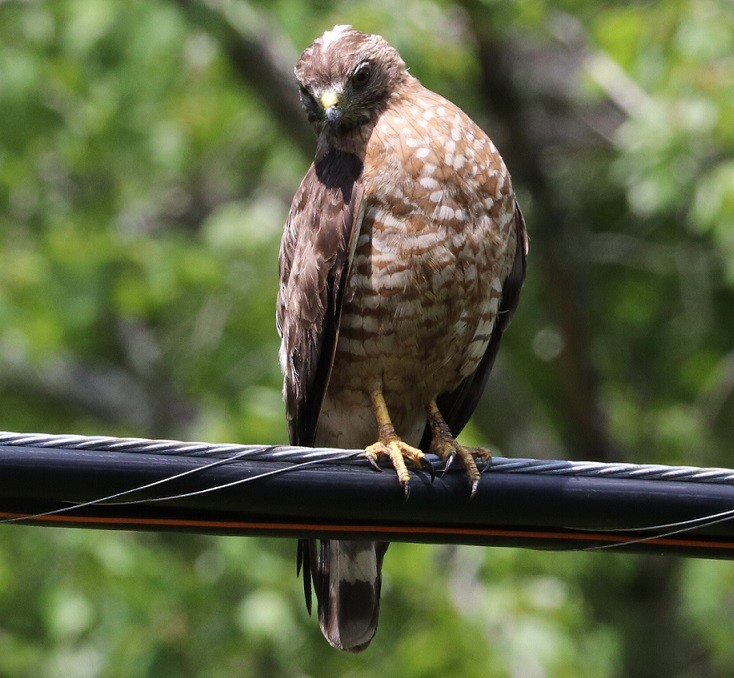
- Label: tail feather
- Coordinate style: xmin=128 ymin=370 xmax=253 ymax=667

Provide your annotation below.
xmin=299 ymin=539 xmax=388 ymax=652
xmin=297 ymin=539 xmax=314 ymax=615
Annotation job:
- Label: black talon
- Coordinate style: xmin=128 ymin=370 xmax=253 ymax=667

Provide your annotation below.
xmin=469 ymin=478 xmax=479 ymax=500
xmin=441 ymin=452 xmax=456 ymax=476
xmin=403 ymin=482 xmax=411 ymax=503
xmin=367 ymin=456 xmax=383 ymax=472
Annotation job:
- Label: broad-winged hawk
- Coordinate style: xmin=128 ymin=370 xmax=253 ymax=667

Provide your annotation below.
xmin=277 ymin=25 xmax=527 ymax=651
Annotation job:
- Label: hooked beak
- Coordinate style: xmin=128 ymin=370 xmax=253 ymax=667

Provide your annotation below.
xmin=320 ymin=90 xmax=342 ymax=124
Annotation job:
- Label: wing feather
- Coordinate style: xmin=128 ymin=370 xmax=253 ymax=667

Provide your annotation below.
xmin=277 ymin=149 xmax=364 ymax=447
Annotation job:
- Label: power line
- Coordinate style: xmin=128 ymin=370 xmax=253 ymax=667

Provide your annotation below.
xmin=1 ymin=430 xmax=734 ymax=558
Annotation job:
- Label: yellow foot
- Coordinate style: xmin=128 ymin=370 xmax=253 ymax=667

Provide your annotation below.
xmin=366 ymin=388 xmax=433 ymax=499
xmin=427 ymin=401 xmax=491 ymax=498
xmin=365 ymin=438 xmax=428 ymax=499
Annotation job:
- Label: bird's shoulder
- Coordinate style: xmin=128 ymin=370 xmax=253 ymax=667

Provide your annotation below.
xmin=363 ymin=84 xmax=513 ymax=212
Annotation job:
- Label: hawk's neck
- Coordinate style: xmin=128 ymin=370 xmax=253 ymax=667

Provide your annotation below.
xmin=317 ymin=122 xmax=375 ymax=159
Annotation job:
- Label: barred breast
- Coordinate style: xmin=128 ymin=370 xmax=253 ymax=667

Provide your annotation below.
xmin=314 ymin=84 xmax=518 ymax=450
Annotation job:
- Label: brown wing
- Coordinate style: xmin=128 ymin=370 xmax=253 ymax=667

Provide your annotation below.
xmin=420 ymin=201 xmax=528 ymax=449
xmin=277 ymin=149 xmax=364 ymax=448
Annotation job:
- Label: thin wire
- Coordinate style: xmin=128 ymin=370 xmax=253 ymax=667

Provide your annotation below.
xmin=0 ymin=431 xmax=364 ymax=524
xmin=108 ymin=452 xmax=367 ymax=505
xmin=583 ymin=507 xmax=734 ymax=552
xmin=0 ymin=446 xmax=265 ymax=524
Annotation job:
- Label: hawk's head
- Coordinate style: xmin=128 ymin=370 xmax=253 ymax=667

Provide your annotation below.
xmin=295 ymin=26 xmax=411 ymax=135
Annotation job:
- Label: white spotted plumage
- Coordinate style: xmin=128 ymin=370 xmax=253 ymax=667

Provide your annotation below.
xmin=278 ymin=25 xmax=527 ymax=653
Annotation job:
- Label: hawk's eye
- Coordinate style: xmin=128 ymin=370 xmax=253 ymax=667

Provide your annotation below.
xmin=351 ymin=63 xmax=372 ymax=88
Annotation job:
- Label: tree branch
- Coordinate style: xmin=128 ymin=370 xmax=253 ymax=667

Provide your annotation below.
xmin=173 ymin=0 xmax=314 ymax=158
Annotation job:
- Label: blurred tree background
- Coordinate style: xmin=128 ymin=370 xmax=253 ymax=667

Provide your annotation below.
xmin=0 ymin=0 xmax=732 ymax=675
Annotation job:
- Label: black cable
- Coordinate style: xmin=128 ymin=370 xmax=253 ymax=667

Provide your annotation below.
xmin=2 ymin=430 xmax=734 ymax=558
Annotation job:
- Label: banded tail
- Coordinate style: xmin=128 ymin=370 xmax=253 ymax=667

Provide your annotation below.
xmin=299 ymin=539 xmax=389 ymax=652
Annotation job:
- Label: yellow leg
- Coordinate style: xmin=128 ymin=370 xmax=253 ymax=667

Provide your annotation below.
xmin=427 ymin=400 xmax=491 ymax=498
xmin=365 ymin=389 xmax=428 ymax=498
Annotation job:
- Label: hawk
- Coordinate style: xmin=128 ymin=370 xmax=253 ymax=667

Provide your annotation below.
xmin=277 ymin=26 xmax=527 ymax=651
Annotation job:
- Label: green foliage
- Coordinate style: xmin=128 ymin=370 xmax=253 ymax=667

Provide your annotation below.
xmin=0 ymin=0 xmax=733 ymax=675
